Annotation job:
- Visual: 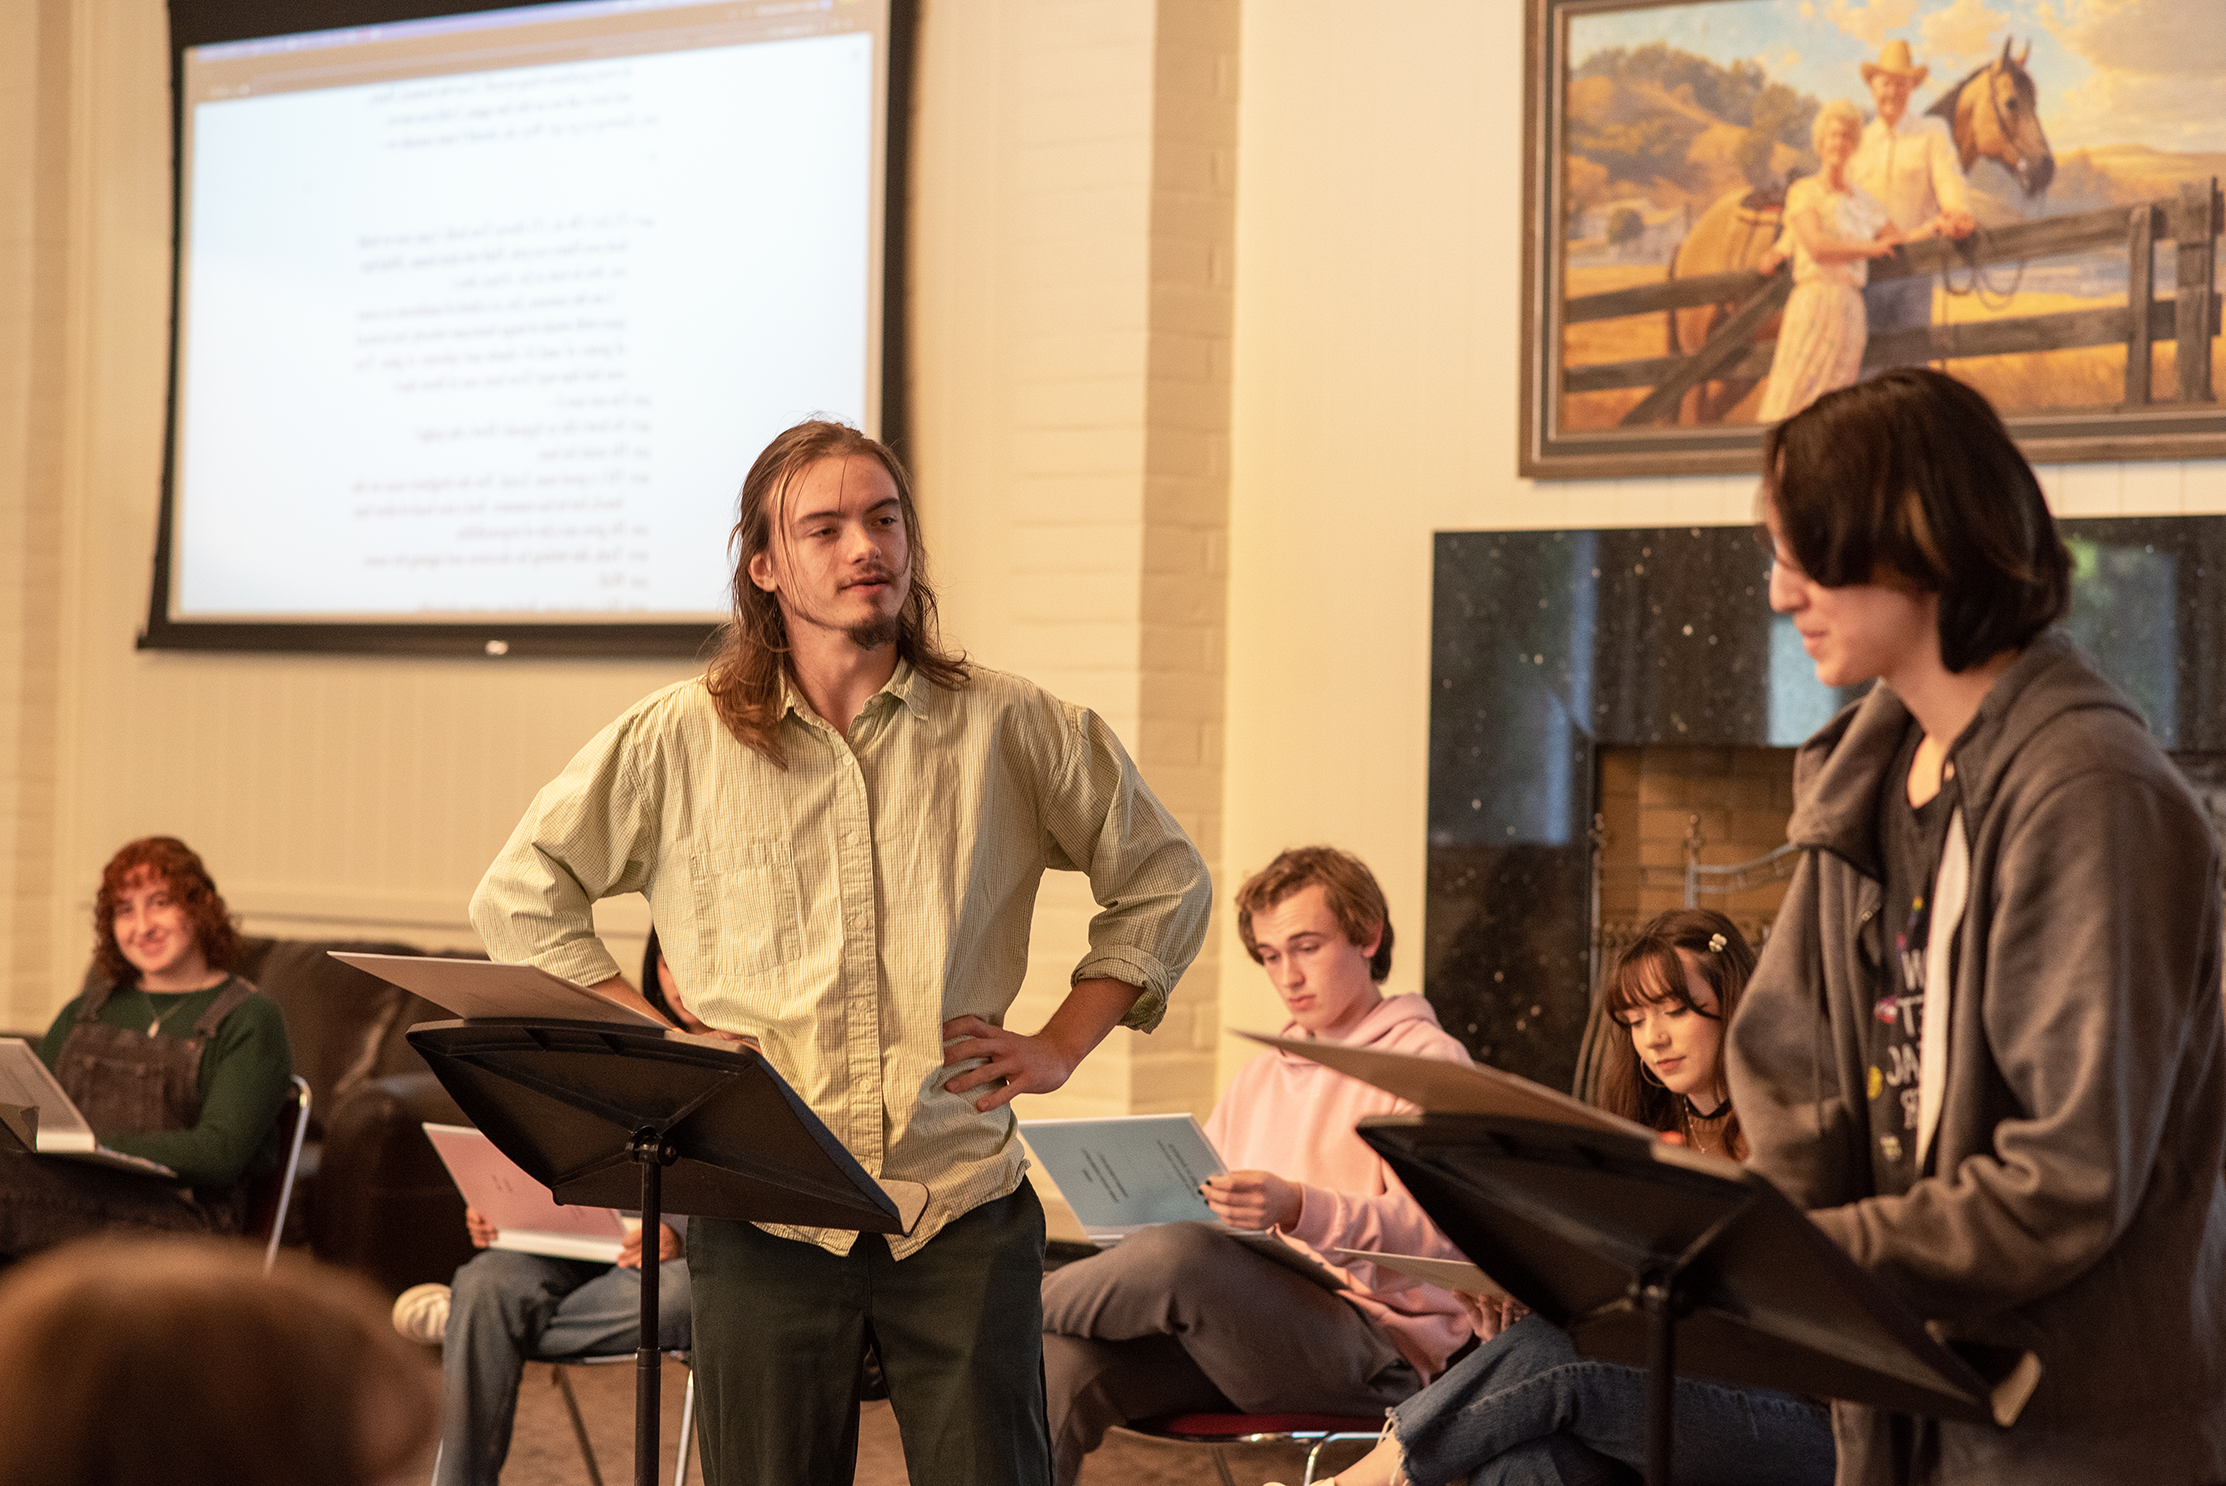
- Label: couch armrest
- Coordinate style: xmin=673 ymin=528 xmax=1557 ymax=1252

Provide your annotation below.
xmin=310 ymin=1071 xmax=478 ymax=1297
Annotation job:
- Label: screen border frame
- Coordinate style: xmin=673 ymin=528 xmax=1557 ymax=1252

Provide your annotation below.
xmin=144 ymin=0 xmax=915 ymax=659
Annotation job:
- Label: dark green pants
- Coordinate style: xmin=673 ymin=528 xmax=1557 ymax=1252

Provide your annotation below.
xmin=687 ymin=1184 xmax=1051 ymax=1486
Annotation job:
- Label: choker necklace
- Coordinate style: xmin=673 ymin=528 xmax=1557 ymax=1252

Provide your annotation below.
xmin=1678 ymin=1094 xmax=1733 ymax=1157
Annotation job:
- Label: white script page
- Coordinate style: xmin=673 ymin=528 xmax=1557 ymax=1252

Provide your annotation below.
xmin=174 ymin=20 xmax=875 ymax=620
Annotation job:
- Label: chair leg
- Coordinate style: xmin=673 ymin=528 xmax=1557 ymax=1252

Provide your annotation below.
xmin=553 ymin=1365 xmax=606 ymax=1486
xmin=673 ymin=1367 xmax=698 ymax=1486
xmin=1302 ymin=1436 xmax=1331 ymax=1486
xmin=1208 ymin=1442 xmax=1239 ymax=1486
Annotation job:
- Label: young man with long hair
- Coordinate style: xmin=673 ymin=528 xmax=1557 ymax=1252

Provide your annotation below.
xmin=470 ymin=420 xmax=1210 ymax=1486
xmin=1733 ymin=369 xmax=2226 ymax=1484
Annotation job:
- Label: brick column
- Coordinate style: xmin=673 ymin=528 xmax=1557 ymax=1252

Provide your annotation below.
xmin=910 ymin=0 xmax=1238 ymax=1121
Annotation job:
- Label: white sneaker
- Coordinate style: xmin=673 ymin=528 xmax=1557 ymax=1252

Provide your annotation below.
xmin=391 ymin=1282 xmax=451 ymax=1344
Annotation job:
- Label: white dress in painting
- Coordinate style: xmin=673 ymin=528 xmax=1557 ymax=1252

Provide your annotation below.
xmin=1757 ymin=175 xmax=1890 ymax=423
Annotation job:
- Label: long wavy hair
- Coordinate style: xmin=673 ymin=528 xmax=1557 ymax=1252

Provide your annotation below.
xmin=1594 ymin=908 xmax=1755 ymax=1157
xmin=704 ymin=421 xmax=969 ymax=766
xmin=93 ymin=837 xmax=241 ymax=986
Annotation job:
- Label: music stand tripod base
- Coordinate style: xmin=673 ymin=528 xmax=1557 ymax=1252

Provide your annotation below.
xmin=410 ymin=1018 xmax=925 ymax=1486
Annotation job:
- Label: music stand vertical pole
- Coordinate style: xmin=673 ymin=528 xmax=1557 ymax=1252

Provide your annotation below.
xmin=634 ymin=1128 xmax=667 ymax=1486
xmin=1640 ymin=1273 xmax=1676 ymax=1486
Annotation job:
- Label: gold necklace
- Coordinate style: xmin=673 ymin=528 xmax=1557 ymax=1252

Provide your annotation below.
xmin=140 ymin=986 xmax=200 ymax=1040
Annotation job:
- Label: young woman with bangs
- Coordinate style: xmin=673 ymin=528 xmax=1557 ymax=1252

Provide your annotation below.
xmin=1313 ymin=909 xmax=1833 ymax=1486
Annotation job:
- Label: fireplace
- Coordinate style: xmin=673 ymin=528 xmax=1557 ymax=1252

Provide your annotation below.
xmin=1593 ymin=742 xmax=1797 ymax=964
xmin=1426 ymin=517 xmax=2226 ymax=1094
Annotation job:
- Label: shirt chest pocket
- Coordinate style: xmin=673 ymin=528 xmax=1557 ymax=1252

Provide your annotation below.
xmin=691 ymin=840 xmax=804 ymax=977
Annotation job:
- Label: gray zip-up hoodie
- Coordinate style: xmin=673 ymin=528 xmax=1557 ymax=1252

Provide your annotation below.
xmin=1729 ymin=631 xmax=2226 ymax=1485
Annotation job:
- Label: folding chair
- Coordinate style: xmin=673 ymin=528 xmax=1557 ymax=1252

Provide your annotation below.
xmin=249 ymin=1074 xmax=312 ymax=1274
xmin=548 ymin=1349 xmax=699 ymax=1486
xmin=1113 ymin=1411 xmax=1385 ymax=1486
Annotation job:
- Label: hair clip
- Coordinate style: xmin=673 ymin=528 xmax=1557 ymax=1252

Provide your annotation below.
xmin=1707 ymin=932 xmax=1727 ymax=953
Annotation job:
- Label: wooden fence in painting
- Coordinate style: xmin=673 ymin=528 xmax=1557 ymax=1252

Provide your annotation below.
xmin=1562 ymin=179 xmax=2224 ymax=427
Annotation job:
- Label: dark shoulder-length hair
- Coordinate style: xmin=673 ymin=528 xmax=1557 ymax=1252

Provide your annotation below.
xmin=703 ymin=420 xmax=969 ymax=766
xmin=1593 ymin=908 xmax=1756 ymax=1154
xmin=1762 ymin=368 xmax=2071 ymax=674
xmin=93 ymin=837 xmax=241 ymax=985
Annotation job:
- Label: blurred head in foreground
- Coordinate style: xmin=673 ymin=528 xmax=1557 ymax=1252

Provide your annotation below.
xmin=0 ymin=1236 xmax=436 ymax=1486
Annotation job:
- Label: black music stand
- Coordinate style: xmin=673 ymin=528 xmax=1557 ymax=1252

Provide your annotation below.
xmin=409 ymin=1019 xmax=927 ymax=1486
xmin=1359 ymin=1113 xmax=2038 ymax=1486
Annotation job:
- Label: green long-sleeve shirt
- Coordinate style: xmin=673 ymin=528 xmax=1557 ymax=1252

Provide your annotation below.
xmin=37 ymin=977 xmax=292 ymax=1188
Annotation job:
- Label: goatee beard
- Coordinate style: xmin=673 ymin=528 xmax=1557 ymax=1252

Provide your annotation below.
xmin=846 ymin=614 xmax=901 ymax=650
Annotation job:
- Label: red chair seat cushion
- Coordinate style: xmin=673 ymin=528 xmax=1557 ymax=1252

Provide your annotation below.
xmin=1137 ymin=1413 xmax=1384 ymax=1441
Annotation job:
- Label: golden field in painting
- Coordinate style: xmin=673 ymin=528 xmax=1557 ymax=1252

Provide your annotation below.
xmin=1557 ymin=262 xmax=2226 ymax=432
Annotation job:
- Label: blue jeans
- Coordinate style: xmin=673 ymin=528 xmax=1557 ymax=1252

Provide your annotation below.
xmin=1861 ymin=276 xmax=1934 ymax=368
xmin=435 ymin=1248 xmax=693 ymax=1486
xmin=1390 ymin=1316 xmax=1833 ymax=1486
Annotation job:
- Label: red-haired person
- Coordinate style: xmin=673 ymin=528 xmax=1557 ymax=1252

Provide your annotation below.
xmin=0 ymin=837 xmax=293 ymax=1259
xmin=1041 ymin=846 xmax=1474 ymax=1486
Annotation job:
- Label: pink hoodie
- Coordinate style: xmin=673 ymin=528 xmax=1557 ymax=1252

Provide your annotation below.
xmin=1205 ymin=993 xmax=1474 ymax=1379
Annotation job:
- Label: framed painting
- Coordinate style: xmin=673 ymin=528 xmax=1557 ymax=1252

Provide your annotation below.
xmin=1519 ymin=0 xmax=2226 ymax=478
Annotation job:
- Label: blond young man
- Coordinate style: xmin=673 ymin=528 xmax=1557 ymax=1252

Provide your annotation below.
xmin=1040 ymin=846 xmax=1473 ymax=1486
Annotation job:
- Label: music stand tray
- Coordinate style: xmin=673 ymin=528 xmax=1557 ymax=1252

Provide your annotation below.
xmin=409 ymin=1018 xmax=928 ymax=1486
xmin=1359 ymin=1113 xmax=2038 ymax=1486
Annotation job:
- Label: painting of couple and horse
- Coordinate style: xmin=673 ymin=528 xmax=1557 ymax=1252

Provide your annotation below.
xmin=1525 ymin=0 xmax=2225 ymax=475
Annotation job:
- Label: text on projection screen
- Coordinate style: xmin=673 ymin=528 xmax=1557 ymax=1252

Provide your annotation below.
xmin=174 ymin=31 xmax=873 ymax=621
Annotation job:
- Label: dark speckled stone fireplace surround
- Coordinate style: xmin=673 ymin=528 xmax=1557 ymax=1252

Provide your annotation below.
xmin=1425 ymin=517 xmax=2226 ymax=1094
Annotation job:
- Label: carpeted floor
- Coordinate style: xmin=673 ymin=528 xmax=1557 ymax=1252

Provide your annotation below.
xmin=409 ymin=1356 xmax=1374 ymax=1486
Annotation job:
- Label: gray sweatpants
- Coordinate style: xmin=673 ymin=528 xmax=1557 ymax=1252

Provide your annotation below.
xmin=1040 ymin=1221 xmax=1418 ymax=1486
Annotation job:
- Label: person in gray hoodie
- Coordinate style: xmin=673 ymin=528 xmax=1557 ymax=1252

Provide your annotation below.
xmin=1729 ymin=367 xmax=2226 ymax=1486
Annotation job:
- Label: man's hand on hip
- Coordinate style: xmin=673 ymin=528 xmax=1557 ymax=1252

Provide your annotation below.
xmin=941 ymin=977 xmax=1141 ymax=1113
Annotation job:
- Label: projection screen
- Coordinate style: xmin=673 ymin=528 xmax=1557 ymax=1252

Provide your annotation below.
xmin=150 ymin=0 xmax=908 ymax=656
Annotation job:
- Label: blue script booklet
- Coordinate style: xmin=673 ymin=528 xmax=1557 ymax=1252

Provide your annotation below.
xmin=1020 ymin=1114 xmax=1224 ymax=1238
xmin=1020 ymin=1113 xmax=1344 ymax=1292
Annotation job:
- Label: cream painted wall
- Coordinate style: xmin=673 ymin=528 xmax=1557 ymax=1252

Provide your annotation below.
xmin=1215 ymin=0 xmax=2226 ymax=1084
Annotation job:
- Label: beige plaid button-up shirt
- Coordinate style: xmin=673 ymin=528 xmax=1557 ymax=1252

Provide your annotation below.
xmin=470 ymin=661 xmax=1211 ymax=1258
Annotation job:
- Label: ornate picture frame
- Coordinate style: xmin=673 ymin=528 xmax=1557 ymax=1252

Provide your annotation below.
xmin=1519 ymin=0 xmax=2225 ymax=478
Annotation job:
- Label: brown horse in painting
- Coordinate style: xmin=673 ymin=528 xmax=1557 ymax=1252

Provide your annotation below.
xmin=1662 ymin=186 xmax=1785 ymax=423
xmin=1927 ymin=36 xmax=2054 ymax=198
xmin=1661 ymin=38 xmax=2053 ymax=425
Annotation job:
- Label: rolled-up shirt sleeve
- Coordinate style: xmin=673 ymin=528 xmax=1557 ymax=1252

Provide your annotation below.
xmin=470 ymin=709 xmax=660 ymax=987
xmin=1038 ymin=703 xmax=1212 ymax=1031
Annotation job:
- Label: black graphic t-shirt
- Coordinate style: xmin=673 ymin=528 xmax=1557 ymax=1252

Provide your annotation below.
xmin=1870 ymin=723 xmax=1958 ymax=1197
